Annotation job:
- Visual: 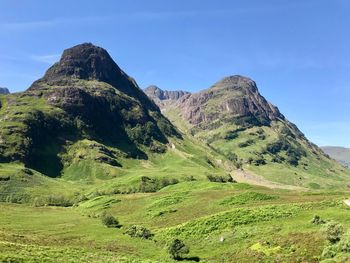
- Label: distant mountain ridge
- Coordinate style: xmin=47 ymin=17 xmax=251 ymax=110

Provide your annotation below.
xmin=144 ymin=85 xmax=190 ymax=101
xmin=0 ymin=87 xmax=10 ymax=94
xmin=144 ymin=85 xmax=190 ymax=110
xmin=321 ymin=146 xmax=350 ymax=168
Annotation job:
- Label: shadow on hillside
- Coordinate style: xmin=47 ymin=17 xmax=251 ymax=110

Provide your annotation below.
xmin=177 ymin=256 xmax=200 ymax=262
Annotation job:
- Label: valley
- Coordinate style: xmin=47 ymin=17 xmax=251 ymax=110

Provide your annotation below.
xmin=0 ymin=43 xmax=350 ymax=262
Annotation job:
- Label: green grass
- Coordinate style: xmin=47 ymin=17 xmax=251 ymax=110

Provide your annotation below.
xmin=2 ymin=79 xmax=350 ymax=262
xmin=1 ymin=180 xmax=350 ymax=262
xmin=219 ymin=191 xmax=278 ymax=205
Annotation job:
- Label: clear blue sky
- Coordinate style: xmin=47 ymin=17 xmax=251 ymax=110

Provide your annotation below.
xmin=0 ymin=0 xmax=349 ymax=147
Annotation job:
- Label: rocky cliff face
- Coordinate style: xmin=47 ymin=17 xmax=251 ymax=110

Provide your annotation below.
xmin=144 ymin=85 xmax=190 ymax=101
xmin=145 ymin=75 xmax=284 ymax=127
xmin=179 ymin=75 xmax=284 ymax=126
xmin=0 ymin=87 xmax=10 ymax=94
xmin=144 ymin=85 xmax=190 ymax=110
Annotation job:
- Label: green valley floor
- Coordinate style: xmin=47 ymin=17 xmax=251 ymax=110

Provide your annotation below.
xmin=1 ymin=181 xmax=350 ymax=262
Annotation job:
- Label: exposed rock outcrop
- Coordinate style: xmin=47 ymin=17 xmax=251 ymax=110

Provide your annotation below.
xmin=144 ymin=85 xmax=190 ymax=101
xmin=144 ymin=85 xmax=190 ymax=110
xmin=29 ymin=43 xmax=155 ymax=110
xmin=178 ymin=75 xmax=284 ymax=126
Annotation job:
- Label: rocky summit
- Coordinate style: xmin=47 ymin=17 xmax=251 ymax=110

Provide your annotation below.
xmin=29 ymin=43 xmax=153 ymax=107
xmin=177 ymin=75 xmax=283 ymax=126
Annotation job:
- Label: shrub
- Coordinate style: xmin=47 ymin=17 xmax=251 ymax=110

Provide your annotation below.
xmin=271 ymin=155 xmax=284 ymax=163
xmin=224 ymin=131 xmax=239 ymax=140
xmin=258 ymin=134 xmax=266 ymax=140
xmin=256 ymin=128 xmax=264 ymax=134
xmin=311 ymin=215 xmax=326 ymax=225
xmin=247 ymin=157 xmax=254 ymax=164
xmin=265 ymin=137 xmax=306 ymax=166
xmin=265 ymin=139 xmax=286 ymax=154
xmin=233 ymin=115 xmax=270 ymax=128
xmin=168 ymin=239 xmax=189 ymax=260
xmin=325 ymin=221 xmax=344 ymax=243
xmin=238 ymin=139 xmax=254 ymax=148
xmin=184 ymin=175 xmax=196 ymax=181
xmin=124 ymin=225 xmax=153 ymax=239
xmin=227 ymin=152 xmax=238 ymax=162
xmin=207 ymin=174 xmax=235 ymax=183
xmin=101 ymin=212 xmax=120 ymax=228
xmin=45 ymin=195 xmax=74 ymax=207
xmin=226 ymin=152 xmax=242 ymax=169
xmin=149 ymin=142 xmax=167 ymax=153
xmin=280 ymin=126 xmax=296 ymax=138
xmin=139 ymin=176 xmax=179 ymax=193
xmin=252 ymin=157 xmax=266 ymax=166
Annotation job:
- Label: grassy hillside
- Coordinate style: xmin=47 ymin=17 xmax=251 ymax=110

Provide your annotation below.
xmin=162 ymin=106 xmax=350 ymax=190
xmin=1 ymin=181 xmax=350 ymax=262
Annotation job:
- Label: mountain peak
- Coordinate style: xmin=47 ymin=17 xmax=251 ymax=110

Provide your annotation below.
xmin=211 ymin=75 xmax=257 ymax=92
xmin=170 ymin=75 xmax=283 ymax=126
xmin=28 ymin=43 xmax=153 ymax=102
xmin=38 ymin=43 xmax=124 ymax=84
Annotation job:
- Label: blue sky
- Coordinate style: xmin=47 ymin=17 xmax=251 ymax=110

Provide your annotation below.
xmin=0 ymin=0 xmax=349 ymax=147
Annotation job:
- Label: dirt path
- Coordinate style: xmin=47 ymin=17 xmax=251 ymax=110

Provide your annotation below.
xmin=343 ymin=199 xmax=350 ymax=206
xmin=231 ymin=169 xmax=307 ymax=191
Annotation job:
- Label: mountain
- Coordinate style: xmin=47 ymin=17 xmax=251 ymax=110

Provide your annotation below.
xmin=0 ymin=43 xmax=228 ymax=202
xmin=144 ymin=85 xmax=190 ymax=110
xmin=0 ymin=87 xmax=10 ymax=94
xmin=2 ymin=44 xmax=350 ymax=263
xmin=146 ymin=75 xmax=350 ymax=189
xmin=322 ymin=146 xmax=350 ymax=167
xmin=0 ymin=43 xmax=182 ymax=178
xmin=0 ymin=43 xmax=349 ymax=193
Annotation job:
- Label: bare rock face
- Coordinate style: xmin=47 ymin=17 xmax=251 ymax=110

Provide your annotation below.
xmin=0 ymin=87 xmax=10 ymax=94
xmin=144 ymin=85 xmax=190 ymax=110
xmin=177 ymin=75 xmax=284 ymax=126
xmin=144 ymin=85 xmax=190 ymax=101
